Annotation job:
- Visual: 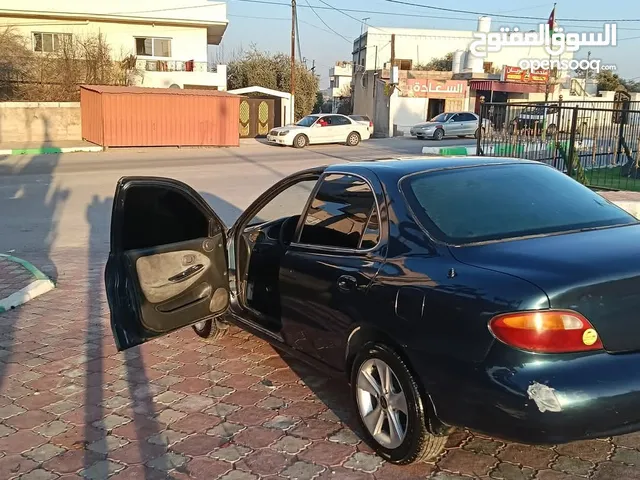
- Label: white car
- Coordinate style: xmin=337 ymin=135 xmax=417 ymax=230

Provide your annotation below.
xmin=267 ymin=114 xmax=371 ymax=148
xmin=349 ymin=114 xmax=374 ymax=135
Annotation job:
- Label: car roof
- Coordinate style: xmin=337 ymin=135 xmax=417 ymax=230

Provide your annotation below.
xmin=324 ymin=157 xmax=542 ymax=182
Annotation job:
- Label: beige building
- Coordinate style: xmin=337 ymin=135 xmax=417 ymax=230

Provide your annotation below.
xmin=0 ymin=1 xmax=229 ymax=90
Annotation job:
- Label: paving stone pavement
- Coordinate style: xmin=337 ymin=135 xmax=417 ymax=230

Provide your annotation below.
xmin=0 ymin=252 xmax=639 ymax=480
xmin=0 ymin=256 xmax=37 ymax=301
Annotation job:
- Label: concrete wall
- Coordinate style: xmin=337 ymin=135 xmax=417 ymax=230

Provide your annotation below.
xmin=374 ymin=80 xmax=391 ymax=138
xmin=0 ymin=103 xmax=80 ymax=143
xmin=353 ymin=71 xmax=377 ymax=119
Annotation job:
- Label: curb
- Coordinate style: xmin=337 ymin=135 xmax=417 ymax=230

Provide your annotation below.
xmin=422 ymin=145 xmax=477 ymax=156
xmin=0 ymin=145 xmax=103 ymax=156
xmin=0 ymin=254 xmax=55 ymax=313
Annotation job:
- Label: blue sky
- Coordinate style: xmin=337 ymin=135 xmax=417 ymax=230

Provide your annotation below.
xmin=219 ymin=0 xmax=640 ymax=88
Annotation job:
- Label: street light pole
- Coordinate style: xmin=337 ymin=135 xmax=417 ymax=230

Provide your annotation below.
xmin=357 ymin=17 xmax=369 ymax=69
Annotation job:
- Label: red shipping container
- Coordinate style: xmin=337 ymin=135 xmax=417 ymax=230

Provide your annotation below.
xmin=80 ymin=85 xmax=241 ymax=148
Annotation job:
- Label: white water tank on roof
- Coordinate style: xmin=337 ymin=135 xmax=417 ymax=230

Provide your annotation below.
xmin=465 ymin=51 xmax=484 ymax=73
xmin=477 ymin=16 xmax=491 ymax=33
xmin=452 ymin=50 xmax=464 ymax=74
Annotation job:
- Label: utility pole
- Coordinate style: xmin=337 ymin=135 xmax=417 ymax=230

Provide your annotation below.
xmin=290 ymin=0 xmax=296 ymax=122
xmin=583 ymin=50 xmax=591 ymax=100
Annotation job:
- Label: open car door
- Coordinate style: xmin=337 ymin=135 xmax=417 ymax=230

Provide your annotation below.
xmin=105 ymin=177 xmax=230 ymax=351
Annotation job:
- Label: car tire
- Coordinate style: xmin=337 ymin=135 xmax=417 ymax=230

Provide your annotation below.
xmin=474 ymin=127 xmax=485 ymax=139
xmin=347 ymin=131 xmax=361 ymax=146
xmin=293 ymin=134 xmax=308 ymax=148
xmin=192 ymin=318 xmax=229 ymax=341
xmin=350 ymin=343 xmax=447 ymax=465
xmin=432 ymin=129 xmax=444 ymax=141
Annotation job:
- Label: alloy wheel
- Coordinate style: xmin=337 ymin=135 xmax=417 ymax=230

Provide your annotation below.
xmin=194 ymin=321 xmax=207 ymax=331
xmin=356 ymin=358 xmax=409 ymax=449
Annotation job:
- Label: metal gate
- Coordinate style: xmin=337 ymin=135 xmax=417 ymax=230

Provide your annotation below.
xmin=239 ymin=98 xmax=275 ymax=138
xmin=476 ymin=97 xmax=640 ymax=191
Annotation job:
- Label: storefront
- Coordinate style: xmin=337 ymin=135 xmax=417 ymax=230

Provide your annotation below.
xmin=469 ymin=67 xmax=555 ymax=130
xmin=392 ymin=76 xmax=469 ymax=132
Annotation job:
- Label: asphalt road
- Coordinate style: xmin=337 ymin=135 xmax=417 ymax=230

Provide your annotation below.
xmin=0 ymin=137 xmax=473 ymax=258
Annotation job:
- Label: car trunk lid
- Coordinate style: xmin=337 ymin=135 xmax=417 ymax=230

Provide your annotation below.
xmin=449 ymin=224 xmax=640 ymax=353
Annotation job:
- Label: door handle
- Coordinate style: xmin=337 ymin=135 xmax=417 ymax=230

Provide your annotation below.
xmin=337 ymin=275 xmax=357 ymax=292
xmin=168 ymin=264 xmax=204 ymax=283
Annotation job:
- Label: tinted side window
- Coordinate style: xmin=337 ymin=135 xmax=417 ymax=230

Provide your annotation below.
xmin=299 ymin=174 xmax=377 ymax=249
xmin=247 ymin=179 xmax=318 ymax=226
xmin=122 ymin=186 xmax=208 ymax=251
xmin=460 ymin=113 xmax=477 ymax=121
xmin=329 ymin=116 xmax=351 ymax=126
xmin=450 ymin=114 xmax=462 ymax=122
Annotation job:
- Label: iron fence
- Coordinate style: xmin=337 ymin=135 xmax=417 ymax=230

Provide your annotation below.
xmin=477 ymin=99 xmax=640 ymax=191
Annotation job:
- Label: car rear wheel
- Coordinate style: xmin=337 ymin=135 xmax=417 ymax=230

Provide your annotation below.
xmin=432 ymin=129 xmax=444 ymax=141
xmin=293 ymin=134 xmax=308 ymax=148
xmin=351 ymin=344 xmax=447 ymax=464
xmin=347 ymin=131 xmax=361 ymax=146
xmin=474 ymin=127 xmax=485 ymax=139
xmin=192 ymin=318 xmax=229 ymax=340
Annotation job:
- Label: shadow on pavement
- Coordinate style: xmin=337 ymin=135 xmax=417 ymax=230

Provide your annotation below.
xmin=0 ymin=116 xmax=68 ymax=390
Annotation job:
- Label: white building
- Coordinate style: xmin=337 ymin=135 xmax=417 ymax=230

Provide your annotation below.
xmin=0 ymin=1 xmax=229 ymax=90
xmin=352 ymin=17 xmax=575 ymax=136
xmin=328 ymin=62 xmax=353 ymax=112
xmin=352 ymin=18 xmax=573 ymax=76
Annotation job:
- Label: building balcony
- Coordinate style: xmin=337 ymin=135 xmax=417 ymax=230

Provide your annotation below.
xmin=136 ymin=59 xmax=218 ymax=73
xmin=330 ymin=64 xmax=353 ymax=77
xmin=134 ymin=60 xmax=228 ymax=91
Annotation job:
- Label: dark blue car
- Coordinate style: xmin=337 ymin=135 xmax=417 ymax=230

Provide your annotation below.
xmin=105 ymin=157 xmax=640 ymax=465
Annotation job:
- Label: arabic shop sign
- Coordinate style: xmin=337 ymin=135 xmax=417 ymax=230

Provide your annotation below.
xmin=403 ymin=79 xmax=466 ymax=98
xmin=470 ymin=23 xmax=617 ymax=58
xmin=501 ymin=66 xmax=550 ymax=84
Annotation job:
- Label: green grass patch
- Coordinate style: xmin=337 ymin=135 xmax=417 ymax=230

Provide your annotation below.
xmin=579 ymin=167 xmax=640 ymax=192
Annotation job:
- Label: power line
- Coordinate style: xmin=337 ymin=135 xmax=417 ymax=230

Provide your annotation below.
xmin=302 ymin=0 xmax=351 ymax=43
xmin=232 ymin=0 xmax=640 ymax=31
xmin=383 ymin=0 xmax=640 ymax=23
xmin=111 ymin=1 xmax=640 ymax=31
xmin=227 ymin=14 xmax=348 ymax=37
xmin=313 ymin=0 xmax=387 ymax=33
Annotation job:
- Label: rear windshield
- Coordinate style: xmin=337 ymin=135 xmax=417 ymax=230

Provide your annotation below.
xmin=430 ymin=113 xmax=455 ymax=122
xmin=350 ymin=115 xmax=370 ymax=121
xmin=401 ymin=163 xmax=637 ymax=245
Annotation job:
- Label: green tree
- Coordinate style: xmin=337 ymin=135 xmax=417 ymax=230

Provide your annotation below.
xmin=596 ymin=70 xmax=623 ymax=91
xmin=227 ymin=47 xmax=319 ymax=120
xmin=415 ymin=52 xmax=454 ymax=71
xmin=312 ymin=91 xmax=324 ymax=113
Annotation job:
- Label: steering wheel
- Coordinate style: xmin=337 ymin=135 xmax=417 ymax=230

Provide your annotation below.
xmin=279 ymin=215 xmax=300 ymax=246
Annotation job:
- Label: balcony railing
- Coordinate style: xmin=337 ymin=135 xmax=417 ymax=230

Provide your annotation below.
xmin=136 ymin=59 xmax=218 ymax=73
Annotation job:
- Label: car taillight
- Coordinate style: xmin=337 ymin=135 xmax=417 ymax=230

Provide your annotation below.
xmin=488 ymin=310 xmax=603 ymax=353
xmin=369 ymin=121 xmax=373 ymax=128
